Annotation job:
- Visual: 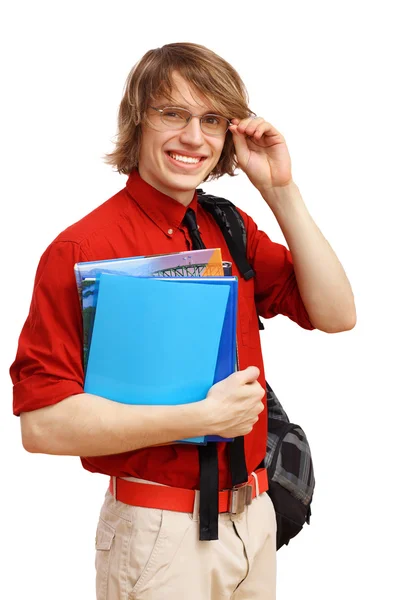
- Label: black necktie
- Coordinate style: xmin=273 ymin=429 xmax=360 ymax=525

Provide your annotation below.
xmin=183 ymin=208 xmax=206 ymax=250
xmin=183 ymin=207 xmax=219 ymax=540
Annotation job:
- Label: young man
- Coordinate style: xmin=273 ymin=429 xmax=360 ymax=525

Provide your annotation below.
xmin=10 ymin=43 xmax=356 ymax=599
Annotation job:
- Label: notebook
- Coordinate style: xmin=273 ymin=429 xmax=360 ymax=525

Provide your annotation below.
xmin=153 ymin=276 xmax=238 ymax=442
xmin=84 ymin=274 xmax=231 ymax=444
xmin=75 ymin=248 xmax=224 ymax=372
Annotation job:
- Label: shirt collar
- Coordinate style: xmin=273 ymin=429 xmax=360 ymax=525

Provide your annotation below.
xmin=126 ymin=169 xmax=199 ymax=236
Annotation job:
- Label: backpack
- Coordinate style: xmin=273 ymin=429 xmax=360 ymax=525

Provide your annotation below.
xmin=197 ymin=189 xmax=315 ymax=550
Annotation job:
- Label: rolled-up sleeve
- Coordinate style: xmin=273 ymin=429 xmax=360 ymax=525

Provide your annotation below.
xmin=10 ymin=241 xmax=88 ymax=416
xmin=238 ymin=208 xmax=316 ymax=331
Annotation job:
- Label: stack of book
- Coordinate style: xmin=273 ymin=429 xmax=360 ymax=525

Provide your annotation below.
xmin=74 ymin=248 xmax=238 ymax=444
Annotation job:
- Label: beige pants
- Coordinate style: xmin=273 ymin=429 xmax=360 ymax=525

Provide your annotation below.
xmin=95 ymin=478 xmax=277 ymax=600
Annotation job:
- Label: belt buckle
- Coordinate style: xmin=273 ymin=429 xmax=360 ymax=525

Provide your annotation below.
xmin=229 ymin=484 xmax=252 ymax=514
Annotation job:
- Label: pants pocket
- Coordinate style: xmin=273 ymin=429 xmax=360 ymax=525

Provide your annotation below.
xmin=95 ymin=518 xmax=116 ymax=600
xmin=128 ymin=508 xmax=192 ymax=598
xmin=128 ymin=508 xmax=164 ymax=597
xmin=95 ymin=492 xmax=193 ymax=599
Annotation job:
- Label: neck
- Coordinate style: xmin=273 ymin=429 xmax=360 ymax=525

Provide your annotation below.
xmin=138 ymin=168 xmax=195 ymax=207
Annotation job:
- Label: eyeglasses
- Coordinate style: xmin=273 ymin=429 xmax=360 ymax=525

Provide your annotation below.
xmin=149 ymin=106 xmax=231 ymax=136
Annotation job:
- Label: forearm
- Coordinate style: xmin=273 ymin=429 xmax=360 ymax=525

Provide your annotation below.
xmin=260 ymin=181 xmax=357 ymax=332
xmin=21 ymin=392 xmax=209 ymax=456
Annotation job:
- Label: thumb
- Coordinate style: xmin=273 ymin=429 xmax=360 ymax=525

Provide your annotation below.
xmin=229 ymin=124 xmax=250 ymax=166
xmin=238 ymin=366 xmax=260 ymax=384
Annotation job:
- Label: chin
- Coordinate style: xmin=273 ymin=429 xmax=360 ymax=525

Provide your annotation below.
xmin=166 ymin=172 xmax=206 ymax=190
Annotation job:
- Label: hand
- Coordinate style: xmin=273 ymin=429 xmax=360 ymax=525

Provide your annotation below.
xmin=229 ymin=116 xmax=293 ymax=193
xmin=202 ymin=366 xmax=265 ymax=438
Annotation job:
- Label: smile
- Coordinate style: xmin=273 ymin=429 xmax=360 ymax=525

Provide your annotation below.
xmin=166 ymin=151 xmax=206 ymax=165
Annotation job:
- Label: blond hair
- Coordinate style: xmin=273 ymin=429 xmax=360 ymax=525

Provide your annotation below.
xmin=104 ymin=43 xmax=254 ymax=180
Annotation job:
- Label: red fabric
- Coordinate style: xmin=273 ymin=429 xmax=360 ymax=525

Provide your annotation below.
xmin=10 ymin=168 xmax=315 ymax=489
xmin=109 ymin=467 xmax=268 ymax=513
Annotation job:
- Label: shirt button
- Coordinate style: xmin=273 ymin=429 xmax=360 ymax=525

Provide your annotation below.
xmin=168 ymin=228 xmax=173 ymax=235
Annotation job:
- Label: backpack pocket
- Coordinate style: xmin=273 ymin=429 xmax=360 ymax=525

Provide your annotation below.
xmin=266 ymin=418 xmax=315 ymax=549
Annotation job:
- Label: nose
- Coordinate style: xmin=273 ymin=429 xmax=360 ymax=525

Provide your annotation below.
xmin=179 ymin=116 xmax=204 ymax=146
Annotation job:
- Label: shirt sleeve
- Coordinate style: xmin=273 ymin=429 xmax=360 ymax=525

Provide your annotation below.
xmin=10 ymin=241 xmax=88 ymax=416
xmin=237 ymin=207 xmax=316 ymax=331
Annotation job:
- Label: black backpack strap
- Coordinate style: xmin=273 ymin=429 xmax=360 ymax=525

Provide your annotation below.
xmin=197 ymin=192 xmax=255 ymax=281
xmin=198 ymin=444 xmax=219 ymax=540
xmin=197 ymin=189 xmax=258 ymax=490
xmin=197 ymin=190 xmax=264 ymax=331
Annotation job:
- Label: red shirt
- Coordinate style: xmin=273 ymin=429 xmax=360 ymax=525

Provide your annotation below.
xmin=10 ymin=169 xmax=315 ymax=489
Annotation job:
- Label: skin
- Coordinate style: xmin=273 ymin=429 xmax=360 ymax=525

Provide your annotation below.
xmin=138 ymin=72 xmax=227 ymax=206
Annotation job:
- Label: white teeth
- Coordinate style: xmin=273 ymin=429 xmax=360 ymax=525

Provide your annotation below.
xmin=169 ymin=152 xmax=202 ymax=164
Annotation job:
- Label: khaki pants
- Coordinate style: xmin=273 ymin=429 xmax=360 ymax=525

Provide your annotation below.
xmin=95 ymin=477 xmax=277 ymax=600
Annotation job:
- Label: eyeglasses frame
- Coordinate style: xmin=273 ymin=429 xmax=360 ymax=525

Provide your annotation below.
xmin=149 ymin=105 xmax=232 ymax=137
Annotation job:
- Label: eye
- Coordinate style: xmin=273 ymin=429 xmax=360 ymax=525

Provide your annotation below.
xmin=203 ymin=115 xmax=221 ymax=125
xmin=162 ymin=108 xmax=188 ymax=121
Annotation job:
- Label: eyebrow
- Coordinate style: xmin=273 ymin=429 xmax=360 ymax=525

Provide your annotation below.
xmin=158 ymin=102 xmax=220 ymax=115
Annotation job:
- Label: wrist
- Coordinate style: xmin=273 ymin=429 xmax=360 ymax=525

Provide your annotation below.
xmin=171 ymin=399 xmax=215 ymax=438
xmin=259 ymin=179 xmax=299 ymax=206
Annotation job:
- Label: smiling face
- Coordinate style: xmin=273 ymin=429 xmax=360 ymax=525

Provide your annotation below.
xmin=138 ymin=72 xmax=228 ymax=206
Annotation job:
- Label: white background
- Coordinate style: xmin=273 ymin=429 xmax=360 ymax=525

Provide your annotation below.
xmin=1 ymin=1 xmax=399 ymax=598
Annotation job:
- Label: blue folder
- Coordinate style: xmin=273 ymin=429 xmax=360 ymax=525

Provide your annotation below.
xmin=154 ymin=277 xmax=238 ymax=442
xmin=84 ymin=274 xmax=231 ymax=444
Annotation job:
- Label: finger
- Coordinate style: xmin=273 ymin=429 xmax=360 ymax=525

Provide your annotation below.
xmin=248 ymin=382 xmax=265 ymax=400
xmin=245 ymin=121 xmax=275 ymax=140
xmin=247 ymin=121 xmax=282 ymax=141
xmin=239 ymin=366 xmax=260 ymax=384
xmin=231 ymin=116 xmax=260 ymax=132
xmin=252 ymin=125 xmax=269 ymax=140
xmin=245 ymin=126 xmax=271 ymax=147
xmin=229 ymin=123 xmax=250 ymax=161
xmin=236 ymin=116 xmax=264 ymax=135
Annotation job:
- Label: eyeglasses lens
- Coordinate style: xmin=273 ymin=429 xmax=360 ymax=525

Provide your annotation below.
xmin=160 ymin=107 xmax=228 ymax=135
